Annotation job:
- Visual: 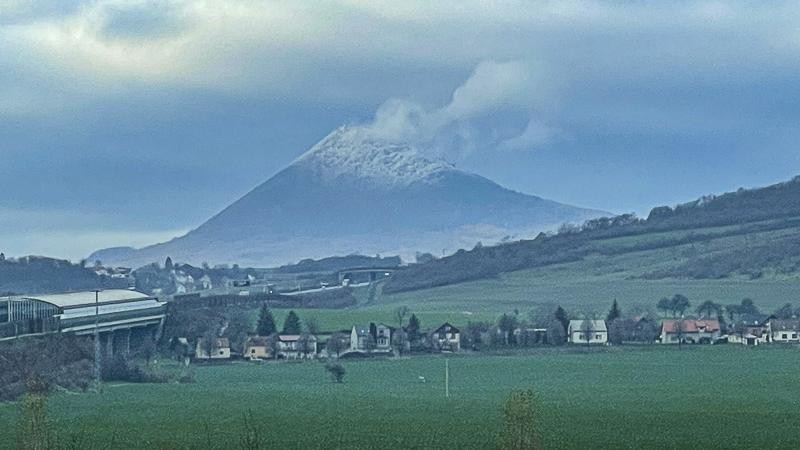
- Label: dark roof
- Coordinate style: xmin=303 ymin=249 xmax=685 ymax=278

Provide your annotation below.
xmin=433 ymin=322 xmax=460 ymax=334
xmin=352 ymin=324 xmax=370 ymax=336
xmin=244 ymin=336 xmax=269 ymax=347
xmin=770 ymin=319 xmax=800 ymax=331
xmin=738 ymin=314 xmax=772 ymax=327
xmin=197 ymin=337 xmax=229 ymax=349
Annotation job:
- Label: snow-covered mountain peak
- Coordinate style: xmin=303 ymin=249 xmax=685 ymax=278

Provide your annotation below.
xmin=292 ymin=126 xmax=454 ymax=186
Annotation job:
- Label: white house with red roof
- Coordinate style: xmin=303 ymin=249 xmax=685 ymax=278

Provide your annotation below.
xmin=660 ymin=319 xmax=721 ymax=344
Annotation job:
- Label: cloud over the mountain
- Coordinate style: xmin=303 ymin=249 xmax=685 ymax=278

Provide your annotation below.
xmin=363 ymin=60 xmax=557 ymax=157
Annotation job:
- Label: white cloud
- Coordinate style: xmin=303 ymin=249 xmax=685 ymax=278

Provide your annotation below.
xmin=361 ymin=60 xmax=551 ymax=155
xmin=499 ymin=118 xmax=561 ymax=152
xmin=440 ymin=60 xmax=532 ymax=120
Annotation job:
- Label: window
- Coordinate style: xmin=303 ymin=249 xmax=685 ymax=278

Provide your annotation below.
xmin=251 ymin=349 xmax=256 ymax=354
xmin=595 ymin=334 xmax=602 ymax=340
xmin=783 ymin=334 xmax=788 ymax=339
xmin=218 ymin=350 xmax=225 ymax=355
xmin=793 ymin=333 xmax=798 ymax=339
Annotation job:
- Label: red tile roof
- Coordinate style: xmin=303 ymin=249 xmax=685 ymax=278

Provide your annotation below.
xmin=662 ymin=319 xmax=721 ymax=333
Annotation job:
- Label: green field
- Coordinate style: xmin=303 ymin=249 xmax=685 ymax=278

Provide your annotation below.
xmin=2 ymin=346 xmax=800 ymax=449
xmin=265 ymin=261 xmax=800 ymax=333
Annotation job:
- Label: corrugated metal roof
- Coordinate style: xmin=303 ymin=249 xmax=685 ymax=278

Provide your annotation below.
xmin=23 ymin=289 xmax=152 ymax=308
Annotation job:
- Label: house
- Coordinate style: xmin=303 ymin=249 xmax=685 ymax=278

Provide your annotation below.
xmin=767 ymin=319 xmax=800 ymax=343
xmin=567 ymin=320 xmax=608 ymax=345
xmin=514 ymin=327 xmax=549 ymax=346
xmin=199 ymin=275 xmax=213 ymax=290
xmin=430 ymin=323 xmax=461 ymax=352
xmin=244 ymin=335 xmax=318 ymax=360
xmin=195 ymin=337 xmax=231 ymax=359
xmin=728 ymin=314 xmax=772 ymax=345
xmin=349 ymin=323 xmax=393 ymax=353
xmin=275 ymin=334 xmax=318 ymax=359
xmin=243 ymin=336 xmax=270 ymax=360
xmin=660 ymin=319 xmax=721 ymax=344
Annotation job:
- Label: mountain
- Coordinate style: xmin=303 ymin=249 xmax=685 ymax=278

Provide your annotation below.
xmin=90 ymin=126 xmax=605 ymax=267
xmin=383 ymin=175 xmax=800 ymax=294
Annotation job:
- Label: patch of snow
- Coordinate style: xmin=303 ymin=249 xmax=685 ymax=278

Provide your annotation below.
xmin=292 ymin=126 xmax=454 ymax=186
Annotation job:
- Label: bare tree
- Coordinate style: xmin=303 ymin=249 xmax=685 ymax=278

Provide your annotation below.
xmin=17 ymin=376 xmax=51 ymax=450
xmin=674 ymin=318 xmax=685 ymax=350
xmin=304 ymin=317 xmax=320 ymax=334
xmin=326 ymin=332 xmax=347 ymax=358
xmin=391 ymin=328 xmax=408 ymax=355
xmin=394 ymin=306 xmax=410 ymax=329
xmin=239 ymin=409 xmax=265 ymax=450
xmin=498 ymin=389 xmax=539 ymax=449
xmin=297 ymin=333 xmax=314 ymax=359
xmin=200 ymin=329 xmax=219 ymax=360
xmin=580 ymin=319 xmax=595 ymax=348
xmin=267 ymin=334 xmax=281 ymax=360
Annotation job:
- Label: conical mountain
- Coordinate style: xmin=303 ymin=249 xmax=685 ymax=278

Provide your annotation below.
xmin=90 ymin=126 xmax=605 ymax=267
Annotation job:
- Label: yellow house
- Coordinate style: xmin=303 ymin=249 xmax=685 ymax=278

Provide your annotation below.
xmin=243 ymin=336 xmax=270 ymax=360
xmin=195 ymin=337 xmax=231 ymax=359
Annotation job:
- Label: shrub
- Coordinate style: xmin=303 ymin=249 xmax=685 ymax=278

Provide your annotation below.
xmin=101 ymin=355 xmax=172 ymax=383
xmin=325 ymin=362 xmax=346 ymax=383
xmin=0 ymin=335 xmax=93 ymax=401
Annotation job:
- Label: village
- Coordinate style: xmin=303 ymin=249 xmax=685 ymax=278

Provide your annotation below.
xmin=187 ymin=300 xmax=800 ymax=364
xmin=4 ymin=286 xmax=798 ymax=367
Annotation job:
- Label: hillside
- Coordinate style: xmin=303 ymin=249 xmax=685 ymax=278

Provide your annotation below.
xmin=90 ymin=126 xmax=604 ymax=267
xmin=0 ymin=256 xmax=130 ymax=295
xmin=273 ymin=254 xmax=402 ymax=274
xmin=383 ymin=176 xmax=800 ymax=294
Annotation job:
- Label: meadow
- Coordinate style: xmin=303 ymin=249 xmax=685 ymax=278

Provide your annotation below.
xmin=2 ymin=346 xmax=800 ymax=449
xmin=265 ymin=260 xmax=800 ymax=332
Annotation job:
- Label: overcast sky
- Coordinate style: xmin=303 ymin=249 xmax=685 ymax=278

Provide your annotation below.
xmin=2 ymin=0 xmax=800 ymax=260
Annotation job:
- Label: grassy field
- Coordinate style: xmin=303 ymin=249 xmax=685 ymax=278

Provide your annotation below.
xmin=264 ymin=261 xmax=800 ymax=332
xmin=2 ymin=346 xmax=800 ymax=449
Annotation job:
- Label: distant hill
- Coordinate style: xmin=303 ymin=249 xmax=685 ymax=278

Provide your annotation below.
xmin=273 ymin=254 xmax=402 ymax=274
xmin=383 ymin=176 xmax=800 ymax=294
xmin=90 ymin=126 xmax=605 ymax=268
xmin=0 ymin=256 xmax=129 ymax=295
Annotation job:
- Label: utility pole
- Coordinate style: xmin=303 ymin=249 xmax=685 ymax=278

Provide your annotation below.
xmin=445 ymin=359 xmax=450 ymax=399
xmin=93 ymin=289 xmax=102 ymax=384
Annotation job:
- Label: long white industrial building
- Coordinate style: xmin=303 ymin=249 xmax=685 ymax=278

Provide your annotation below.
xmin=0 ymin=289 xmax=167 ymax=352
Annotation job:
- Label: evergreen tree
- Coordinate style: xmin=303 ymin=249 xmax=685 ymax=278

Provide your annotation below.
xmin=607 ymin=299 xmax=621 ymax=322
xmin=282 ymin=310 xmax=302 ymax=334
xmin=407 ymin=314 xmax=421 ymax=340
xmin=369 ymin=322 xmax=378 ymax=341
xmin=165 ymin=256 xmax=174 ymax=271
xmin=497 ymin=313 xmax=519 ymax=346
xmin=554 ymin=306 xmax=569 ymax=333
xmin=256 ymin=305 xmax=276 ymax=336
xmin=546 ymin=320 xmax=566 ymax=346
